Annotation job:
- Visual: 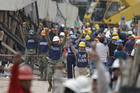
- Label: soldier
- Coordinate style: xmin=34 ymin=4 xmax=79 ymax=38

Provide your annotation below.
xmin=25 ymin=30 xmax=37 ymax=69
xmin=38 ymin=30 xmax=48 ymax=80
xmin=45 ymin=28 xmax=67 ymax=92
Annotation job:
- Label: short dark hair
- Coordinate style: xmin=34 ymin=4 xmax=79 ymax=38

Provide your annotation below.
xmin=117 ymin=44 xmax=123 ymax=51
xmin=99 ymin=37 xmax=104 ymax=43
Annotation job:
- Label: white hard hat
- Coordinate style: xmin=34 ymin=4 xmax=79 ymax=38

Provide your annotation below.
xmin=92 ymin=27 xmax=95 ymax=30
xmin=53 ymin=36 xmax=60 ymax=42
xmin=128 ymin=31 xmax=133 ymax=35
xmin=61 ymin=24 xmax=65 ymax=27
xmin=104 ymin=28 xmax=108 ymax=33
xmin=64 ymin=76 xmax=91 ymax=93
xmin=88 ymin=27 xmax=91 ymax=30
xmin=60 ymin=32 xmax=65 ymax=36
xmin=63 ymin=79 xmax=79 ymax=93
xmin=112 ymin=59 xmax=120 ymax=68
xmin=75 ymin=76 xmax=92 ymax=93
xmin=70 ymin=31 xmax=73 ymax=35
xmin=92 ymin=69 xmax=98 ymax=80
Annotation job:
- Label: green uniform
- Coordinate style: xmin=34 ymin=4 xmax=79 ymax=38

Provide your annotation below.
xmin=46 ymin=34 xmax=66 ymax=91
xmin=25 ymin=49 xmax=36 ymax=69
xmin=38 ymin=56 xmax=48 ymax=80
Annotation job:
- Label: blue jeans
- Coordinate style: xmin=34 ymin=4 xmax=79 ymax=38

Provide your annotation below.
xmin=89 ymin=60 xmax=94 ymax=74
xmin=67 ymin=54 xmax=76 ymax=78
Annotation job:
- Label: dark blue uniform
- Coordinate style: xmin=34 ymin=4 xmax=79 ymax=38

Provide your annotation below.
xmin=66 ymin=42 xmax=77 ymax=78
xmin=76 ymin=51 xmax=88 ymax=67
xmin=26 ymin=38 xmax=37 ymax=49
xmin=39 ymin=40 xmax=48 ymax=54
xmin=49 ymin=45 xmax=61 ymax=60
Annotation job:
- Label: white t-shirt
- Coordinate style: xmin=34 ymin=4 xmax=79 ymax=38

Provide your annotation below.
xmin=96 ymin=43 xmax=109 ymax=63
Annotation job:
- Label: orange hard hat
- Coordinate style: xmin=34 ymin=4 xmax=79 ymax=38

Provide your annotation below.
xmin=41 ymin=30 xmax=46 ymax=36
xmin=135 ymin=36 xmax=140 ymax=40
xmin=18 ymin=65 xmax=34 ymax=80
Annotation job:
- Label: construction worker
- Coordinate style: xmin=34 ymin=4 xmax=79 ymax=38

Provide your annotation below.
xmin=85 ymin=34 xmax=91 ymax=48
xmin=38 ymin=30 xmax=48 ymax=80
xmin=66 ymin=35 xmax=77 ymax=79
xmin=114 ymin=44 xmax=127 ymax=60
xmin=45 ymin=28 xmax=67 ymax=92
xmin=70 ymin=41 xmax=89 ymax=77
xmin=59 ymin=32 xmax=65 ymax=42
xmin=119 ymin=16 xmax=128 ymax=31
xmin=8 ymin=53 xmax=34 ymax=93
xmin=96 ymin=37 xmax=109 ymax=67
xmin=124 ymin=35 xmax=135 ymax=56
xmin=108 ymin=36 xmax=117 ymax=66
xmin=66 ymin=32 xmax=83 ymax=78
xmin=25 ymin=30 xmax=37 ymax=69
xmin=63 ymin=76 xmax=91 ymax=93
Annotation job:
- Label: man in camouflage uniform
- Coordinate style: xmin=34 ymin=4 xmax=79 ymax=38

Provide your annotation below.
xmin=38 ymin=30 xmax=48 ymax=80
xmin=25 ymin=30 xmax=37 ymax=69
xmin=45 ymin=28 xmax=67 ymax=92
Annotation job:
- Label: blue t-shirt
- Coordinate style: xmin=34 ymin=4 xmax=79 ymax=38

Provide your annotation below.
xmin=114 ymin=50 xmax=127 ymax=60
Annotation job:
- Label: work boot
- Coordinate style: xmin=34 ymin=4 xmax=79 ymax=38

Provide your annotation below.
xmin=48 ymin=85 xmax=52 ymax=92
xmin=48 ymin=80 xmax=52 ymax=92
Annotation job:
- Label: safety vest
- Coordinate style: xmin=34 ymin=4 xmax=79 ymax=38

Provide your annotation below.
xmin=76 ymin=51 xmax=88 ymax=67
xmin=39 ymin=40 xmax=48 ymax=54
xmin=26 ymin=38 xmax=36 ymax=49
xmin=49 ymin=45 xmax=61 ymax=60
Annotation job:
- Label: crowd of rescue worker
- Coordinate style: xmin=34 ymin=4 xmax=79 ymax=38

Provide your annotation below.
xmin=5 ymin=16 xmax=140 ymax=93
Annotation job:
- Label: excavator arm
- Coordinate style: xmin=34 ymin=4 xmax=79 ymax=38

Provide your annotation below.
xmin=120 ymin=0 xmax=138 ymax=7
xmin=104 ymin=0 xmax=140 ymax=24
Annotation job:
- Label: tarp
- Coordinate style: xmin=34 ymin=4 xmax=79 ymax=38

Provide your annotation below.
xmin=0 ymin=0 xmax=36 ymax=11
xmin=37 ymin=0 xmax=78 ymax=27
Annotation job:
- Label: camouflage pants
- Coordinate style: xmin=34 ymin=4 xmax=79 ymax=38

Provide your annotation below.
xmin=25 ymin=55 xmax=35 ymax=69
xmin=38 ymin=56 xmax=48 ymax=80
xmin=47 ymin=58 xmax=62 ymax=89
xmin=25 ymin=49 xmax=36 ymax=69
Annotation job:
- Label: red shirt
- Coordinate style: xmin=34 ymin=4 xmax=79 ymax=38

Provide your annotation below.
xmin=8 ymin=63 xmax=32 ymax=93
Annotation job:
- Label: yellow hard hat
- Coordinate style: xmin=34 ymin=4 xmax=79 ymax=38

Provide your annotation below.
xmin=87 ymin=30 xmax=92 ymax=35
xmin=113 ymin=27 xmax=117 ymax=31
xmin=126 ymin=32 xmax=128 ymax=36
xmin=79 ymin=42 xmax=86 ymax=47
xmin=85 ymin=35 xmax=91 ymax=40
xmin=82 ymin=30 xmax=86 ymax=34
xmin=85 ymin=22 xmax=90 ymax=26
xmin=112 ymin=36 xmax=117 ymax=40
xmin=23 ymin=22 xmax=27 ymax=27
xmin=23 ymin=22 xmax=27 ymax=25
xmin=39 ymin=23 xmax=43 ymax=28
xmin=112 ymin=32 xmax=118 ymax=36
xmin=116 ymin=36 xmax=119 ymax=40
xmin=95 ymin=24 xmax=100 ymax=30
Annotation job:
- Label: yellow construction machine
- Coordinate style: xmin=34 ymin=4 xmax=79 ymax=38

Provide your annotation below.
xmin=84 ymin=0 xmax=140 ymax=25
